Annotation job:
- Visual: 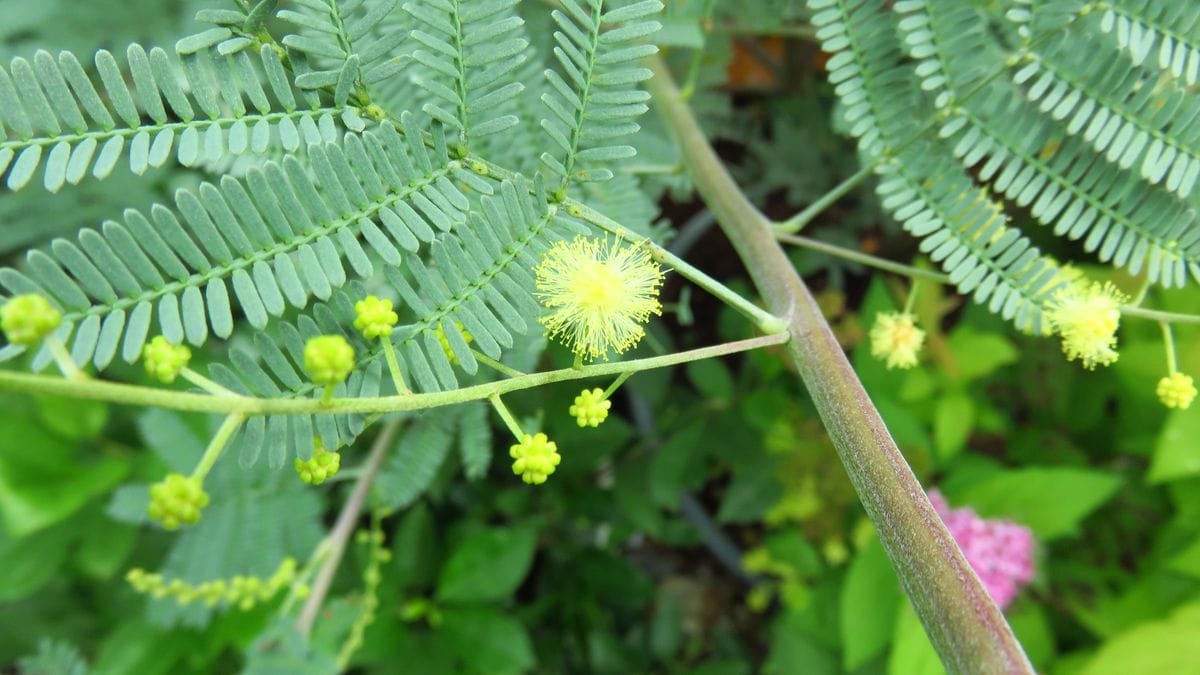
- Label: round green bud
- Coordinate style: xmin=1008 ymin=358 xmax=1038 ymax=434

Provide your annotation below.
xmin=304 ymin=335 xmax=355 ymax=384
xmin=354 ymin=295 xmax=399 ymax=339
xmin=295 ymin=438 xmax=342 ymax=485
xmin=1 ymin=294 xmax=61 ymax=346
xmin=569 ymin=388 xmax=611 ymax=427
xmin=143 ymin=336 xmax=192 ymax=383
xmin=147 ymin=472 xmax=210 ymax=530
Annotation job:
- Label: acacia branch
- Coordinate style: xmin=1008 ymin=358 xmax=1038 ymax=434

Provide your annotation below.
xmin=646 ymin=55 xmax=1033 ymax=674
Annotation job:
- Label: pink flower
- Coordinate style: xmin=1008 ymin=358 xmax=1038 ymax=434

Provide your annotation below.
xmin=928 ymin=490 xmax=1035 ymax=609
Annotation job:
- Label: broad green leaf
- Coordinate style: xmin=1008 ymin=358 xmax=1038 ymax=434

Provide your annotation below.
xmin=933 ymin=391 xmax=974 ymax=462
xmin=0 ymin=407 xmax=128 ymax=537
xmin=1149 ymin=407 xmax=1200 ymax=483
xmin=440 ymin=607 xmax=536 ymax=675
xmin=436 ymin=525 xmax=538 ymax=603
xmin=1079 ymin=602 xmax=1200 ymax=675
xmin=1007 ymin=602 xmax=1055 ymax=669
xmin=1167 ymin=535 xmax=1200 ymax=578
xmin=946 ymin=328 xmax=1018 ymax=382
xmin=650 ymin=423 xmax=709 ymax=508
xmin=888 ymin=603 xmax=946 ymax=675
xmin=0 ymin=519 xmax=74 ymax=601
xmin=686 ymin=358 xmax=734 ymax=402
xmin=951 ymin=467 xmax=1122 ymax=540
xmin=841 ymin=537 xmax=902 ymax=671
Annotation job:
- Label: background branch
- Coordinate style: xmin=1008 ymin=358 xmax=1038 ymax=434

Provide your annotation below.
xmin=297 ymin=419 xmax=401 ymax=639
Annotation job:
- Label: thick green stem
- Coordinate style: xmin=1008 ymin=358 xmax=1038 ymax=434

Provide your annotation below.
xmin=0 ymin=334 xmax=787 ymax=415
xmin=646 ymin=55 xmax=1032 ymax=674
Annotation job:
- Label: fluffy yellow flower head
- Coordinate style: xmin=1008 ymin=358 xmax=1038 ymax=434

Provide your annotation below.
xmin=535 ymin=236 xmax=664 ymax=360
xmin=869 ymin=312 xmax=925 ymax=370
xmin=1157 ymin=372 xmax=1197 ymax=410
xmin=509 ymin=432 xmax=561 ymax=485
xmin=1045 ymin=280 xmax=1127 ymax=369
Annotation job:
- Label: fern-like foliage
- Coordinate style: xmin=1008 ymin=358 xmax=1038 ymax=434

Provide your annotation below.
xmin=0 ymin=0 xmax=663 ymax=471
xmin=0 ymin=114 xmax=476 ymax=369
xmin=404 ymin=0 xmax=529 ymax=155
xmin=0 ymin=44 xmax=344 ymax=192
xmin=810 ymin=0 xmax=1200 ymax=333
xmin=278 ymin=0 xmax=408 ymax=105
xmin=539 ymin=0 xmax=663 ymax=197
xmin=812 ymin=0 xmax=1063 ymax=331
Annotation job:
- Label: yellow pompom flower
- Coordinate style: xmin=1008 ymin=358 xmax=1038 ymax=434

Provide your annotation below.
xmin=1045 ymin=280 xmax=1127 ymax=369
xmin=1 ymin=294 xmax=61 ymax=346
xmin=1157 ymin=372 xmax=1197 ymax=409
xmin=354 ymin=295 xmax=398 ymax=339
xmin=569 ymin=388 xmax=611 ymax=427
xmin=535 ymin=236 xmax=664 ymax=360
xmin=304 ymin=335 xmax=355 ymax=384
xmin=143 ymin=336 xmax=192 ymax=383
xmin=509 ymin=432 xmax=561 ymax=485
xmin=869 ymin=312 xmax=925 ymax=370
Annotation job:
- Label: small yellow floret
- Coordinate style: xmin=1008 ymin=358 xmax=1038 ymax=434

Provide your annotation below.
xmin=354 ymin=295 xmax=398 ymax=339
xmin=869 ymin=312 xmax=925 ymax=370
xmin=569 ymin=388 xmax=611 ymax=427
xmin=143 ymin=336 xmax=192 ymax=383
xmin=1 ymin=294 xmax=61 ymax=346
xmin=304 ymin=335 xmax=355 ymax=384
xmin=509 ymin=432 xmax=561 ymax=485
xmin=535 ymin=236 xmax=664 ymax=360
xmin=1045 ymin=280 xmax=1127 ymax=369
xmin=1157 ymin=372 xmax=1197 ymax=409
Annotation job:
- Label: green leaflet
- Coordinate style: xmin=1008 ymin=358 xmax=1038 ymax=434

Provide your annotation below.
xmin=0 ymin=45 xmax=345 ymax=192
xmin=0 ymin=115 xmax=473 ymax=371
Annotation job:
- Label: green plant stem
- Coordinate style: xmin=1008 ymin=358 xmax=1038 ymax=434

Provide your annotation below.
xmin=44 ymin=337 xmax=83 ymax=380
xmin=297 ymin=419 xmax=400 ymax=640
xmin=903 ymin=281 xmax=920 ymax=314
xmin=488 ymin=393 xmax=525 ymax=440
xmin=321 ymin=383 xmax=336 ymax=406
xmin=777 ymin=232 xmax=952 ymax=283
xmin=180 ymin=367 xmax=241 ymax=397
xmin=1122 ymin=305 xmax=1200 ymax=325
xmin=380 ymin=336 xmax=410 ymax=394
xmin=780 ymin=232 xmax=1200 ymax=326
xmin=0 ymin=333 xmax=788 ymax=415
xmin=473 ymin=350 xmax=525 ymax=378
xmin=191 ymin=413 xmax=245 ymax=481
xmin=1161 ymin=322 xmax=1178 ymax=373
xmin=602 ymin=371 xmax=633 ymax=399
xmin=456 ymin=151 xmax=787 ymax=335
xmin=774 ymin=163 xmax=876 ymax=233
xmin=646 ymin=54 xmax=1033 ymax=674
xmin=566 ymin=199 xmax=788 ymax=334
